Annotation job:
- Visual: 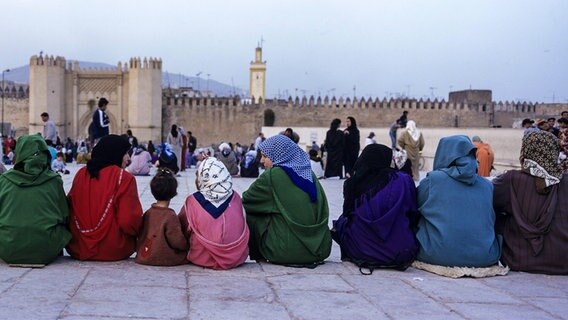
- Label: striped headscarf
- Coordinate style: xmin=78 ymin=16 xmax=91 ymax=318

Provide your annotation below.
xmin=521 ymin=131 xmax=563 ymax=188
xmin=259 ymin=134 xmax=316 ymax=201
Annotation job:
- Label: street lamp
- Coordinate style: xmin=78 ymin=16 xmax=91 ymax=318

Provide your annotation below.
xmin=1 ymin=68 xmax=10 ymax=138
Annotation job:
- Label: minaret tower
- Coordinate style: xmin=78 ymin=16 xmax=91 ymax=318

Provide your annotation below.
xmin=249 ymin=45 xmax=266 ymax=102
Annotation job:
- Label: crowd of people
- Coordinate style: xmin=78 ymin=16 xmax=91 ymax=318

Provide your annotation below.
xmin=0 ymin=98 xmax=566 ymax=276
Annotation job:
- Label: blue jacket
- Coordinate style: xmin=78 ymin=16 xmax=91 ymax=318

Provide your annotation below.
xmin=91 ymin=109 xmax=109 ymax=139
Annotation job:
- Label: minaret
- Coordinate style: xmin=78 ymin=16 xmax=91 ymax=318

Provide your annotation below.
xmin=249 ymin=46 xmax=266 ymax=102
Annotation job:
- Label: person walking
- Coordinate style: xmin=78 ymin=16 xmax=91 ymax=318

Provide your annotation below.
xmin=90 ymin=98 xmax=110 ymax=144
xmin=397 ymin=120 xmax=425 ymax=181
xmin=41 ymin=112 xmax=57 ymax=143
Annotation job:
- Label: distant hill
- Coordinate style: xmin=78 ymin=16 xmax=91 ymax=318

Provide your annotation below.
xmin=3 ymin=61 xmax=245 ymax=97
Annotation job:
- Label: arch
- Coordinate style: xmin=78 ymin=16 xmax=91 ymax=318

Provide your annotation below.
xmin=263 ymin=108 xmax=275 ymax=127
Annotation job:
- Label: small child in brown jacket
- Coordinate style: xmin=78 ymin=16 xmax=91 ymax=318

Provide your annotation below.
xmin=135 ymin=168 xmax=188 ymax=266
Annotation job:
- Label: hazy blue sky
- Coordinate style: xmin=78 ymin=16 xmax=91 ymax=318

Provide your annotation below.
xmin=1 ymin=0 xmax=566 ymax=102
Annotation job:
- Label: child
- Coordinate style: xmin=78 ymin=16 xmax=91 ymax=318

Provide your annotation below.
xmin=178 ymin=157 xmax=249 ymax=270
xmin=135 ymin=168 xmax=188 ymax=266
xmin=51 ymin=152 xmax=70 ymax=174
xmin=309 ymin=149 xmax=325 ymax=179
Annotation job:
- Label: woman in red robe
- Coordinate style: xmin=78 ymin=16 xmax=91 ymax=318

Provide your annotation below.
xmin=67 ymin=135 xmax=143 ymax=261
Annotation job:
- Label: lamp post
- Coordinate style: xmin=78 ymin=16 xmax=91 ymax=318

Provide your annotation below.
xmin=1 ymin=68 xmax=10 ymax=139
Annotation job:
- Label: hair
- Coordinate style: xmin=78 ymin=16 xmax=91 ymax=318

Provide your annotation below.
xmin=41 ymin=112 xmax=49 ymax=117
xmin=98 ymin=98 xmax=109 ymax=108
xmin=126 ymin=129 xmax=133 ymax=136
xmin=170 ymin=124 xmax=178 ymax=137
xmin=45 ymin=139 xmax=53 ymax=146
xmin=548 ymin=117 xmax=556 ymax=122
xmin=308 ymin=149 xmax=319 ymax=157
xmin=403 ymin=111 xmax=408 ymax=115
xmin=330 ymin=118 xmax=341 ymax=130
xmin=150 ymin=168 xmax=178 ymax=201
xmin=558 ymin=118 xmax=568 ymax=124
xmin=561 ymin=111 xmax=568 ymax=116
xmin=347 ymin=116 xmax=357 ymax=128
xmin=368 ymin=132 xmax=375 ymax=138
xmin=187 ymin=131 xmax=192 ymax=135
xmin=56 ymin=152 xmax=64 ymax=158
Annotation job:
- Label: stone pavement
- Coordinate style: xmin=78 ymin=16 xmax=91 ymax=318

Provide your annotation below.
xmin=1 ymin=164 xmax=567 ymax=320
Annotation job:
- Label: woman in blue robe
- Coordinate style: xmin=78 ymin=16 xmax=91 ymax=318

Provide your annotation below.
xmin=332 ymin=144 xmax=419 ymax=269
xmin=415 ymin=135 xmax=501 ymax=267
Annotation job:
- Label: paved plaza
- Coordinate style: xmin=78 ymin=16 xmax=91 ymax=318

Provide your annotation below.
xmin=1 ymin=164 xmax=567 ymax=320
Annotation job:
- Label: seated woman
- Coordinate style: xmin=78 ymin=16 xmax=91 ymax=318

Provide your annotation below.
xmin=332 ymin=144 xmax=419 ymax=270
xmin=126 ymin=146 xmax=153 ymax=176
xmin=67 ymin=135 xmax=143 ymax=261
xmin=156 ymin=143 xmax=179 ymax=174
xmin=243 ymin=135 xmax=332 ymax=266
xmin=493 ymin=131 xmax=568 ymax=274
xmin=216 ymin=142 xmax=239 ymax=176
xmin=240 ymin=149 xmax=259 ymax=178
xmin=179 ymin=157 xmax=249 ymax=270
xmin=0 ymin=135 xmax=71 ymax=265
xmin=415 ymin=135 xmax=501 ymax=267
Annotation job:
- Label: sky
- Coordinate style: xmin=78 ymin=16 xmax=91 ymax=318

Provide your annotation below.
xmin=1 ymin=0 xmax=567 ymax=103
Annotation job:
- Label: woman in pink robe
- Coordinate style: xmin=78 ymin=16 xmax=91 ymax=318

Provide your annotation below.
xmin=178 ymin=157 xmax=249 ymax=270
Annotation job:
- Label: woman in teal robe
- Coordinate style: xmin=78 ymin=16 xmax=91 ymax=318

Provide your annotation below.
xmin=415 ymin=135 xmax=501 ymax=267
xmin=0 ymin=135 xmax=71 ymax=265
xmin=243 ymin=135 xmax=332 ymax=266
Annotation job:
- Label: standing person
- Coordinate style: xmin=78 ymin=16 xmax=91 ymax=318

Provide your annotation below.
xmin=397 ymin=120 xmax=425 ymax=182
xmin=254 ymin=132 xmax=265 ymax=150
xmin=365 ymin=132 xmax=377 ymax=146
xmin=135 ymin=168 xmax=188 ymax=266
xmin=179 ymin=127 xmax=188 ymax=171
xmin=472 ymin=136 xmax=495 ymax=177
xmin=398 ymin=111 xmax=409 ymax=128
xmin=179 ymin=157 xmax=250 ymax=270
xmin=91 ymin=98 xmax=110 ymax=144
xmin=41 ymin=112 xmax=57 ymax=143
xmin=324 ymin=118 xmax=344 ymax=178
xmin=187 ymin=131 xmax=197 ymax=167
xmin=493 ymin=131 xmax=568 ymax=274
xmin=389 ymin=120 xmax=401 ymax=149
xmin=558 ymin=118 xmax=568 ymax=172
xmin=522 ymin=118 xmax=538 ymax=136
xmin=0 ymin=135 xmax=71 ymax=265
xmin=167 ymin=124 xmax=183 ymax=172
xmin=243 ymin=135 xmax=332 ymax=266
xmin=343 ymin=116 xmax=360 ymax=178
xmin=415 ymin=135 xmax=501 ymax=267
xmin=332 ymin=144 xmax=419 ymax=271
xmin=67 ymin=135 xmax=143 ymax=261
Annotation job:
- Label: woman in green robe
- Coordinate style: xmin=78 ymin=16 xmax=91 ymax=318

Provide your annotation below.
xmin=0 ymin=135 xmax=71 ymax=265
xmin=243 ymin=134 xmax=332 ymax=266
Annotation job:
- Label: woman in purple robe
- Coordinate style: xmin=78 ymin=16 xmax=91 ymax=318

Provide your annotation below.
xmin=331 ymin=144 xmax=419 ymax=271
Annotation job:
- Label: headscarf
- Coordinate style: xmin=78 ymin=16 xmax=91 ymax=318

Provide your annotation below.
xmin=243 ymin=149 xmax=257 ymax=169
xmin=521 ymin=131 xmax=563 ymax=190
xmin=343 ymin=144 xmax=396 ymax=213
xmin=218 ymin=142 xmax=231 ymax=157
xmin=170 ymin=124 xmax=178 ymax=138
xmin=2 ymin=134 xmax=59 ymax=186
xmin=87 ymin=135 xmax=131 ymax=179
xmin=406 ymin=120 xmax=421 ymax=141
xmin=193 ymin=157 xmax=234 ymax=218
xmin=258 ymin=134 xmax=317 ymax=202
xmin=158 ymin=143 xmax=179 ymax=174
xmin=433 ymin=135 xmax=478 ymax=185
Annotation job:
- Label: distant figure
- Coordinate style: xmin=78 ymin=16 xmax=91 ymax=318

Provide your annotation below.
xmin=398 ymin=111 xmax=409 ymax=128
xmin=187 ymin=131 xmax=197 ymax=167
xmin=91 ymin=98 xmax=110 ymax=144
xmin=126 ymin=146 xmax=153 ymax=176
xmin=522 ymin=118 xmax=539 ymax=136
xmin=397 ymin=120 xmax=425 ymax=181
xmin=547 ymin=118 xmax=560 ymax=137
xmin=167 ymin=124 xmax=183 ymax=171
xmin=472 ymin=136 xmax=494 ymax=177
xmin=343 ymin=116 xmax=360 ymax=178
xmin=493 ymin=131 xmax=568 ymax=274
xmin=324 ymin=118 xmax=344 ymax=178
xmin=309 ymin=149 xmax=325 ymax=179
xmin=240 ymin=149 xmax=259 ymax=178
xmin=135 ymin=168 xmax=188 ymax=266
xmin=179 ymin=157 xmax=249 ymax=270
xmin=254 ymin=132 xmax=265 ymax=150
xmin=365 ymin=132 xmax=377 ymax=146
xmin=389 ymin=120 xmax=401 ymax=149
xmin=217 ymin=142 xmax=239 ymax=176
xmin=179 ymin=127 xmax=188 ymax=171
xmin=51 ymin=152 xmax=70 ymax=174
xmin=126 ymin=129 xmax=138 ymax=148
xmin=156 ymin=143 xmax=180 ymax=174
xmin=311 ymin=141 xmax=320 ymax=152
xmin=282 ymin=128 xmax=300 ymax=144
xmin=558 ymin=118 xmax=568 ymax=172
xmin=415 ymin=135 xmax=501 ymax=267
xmin=0 ymin=135 xmax=71 ymax=265
xmin=41 ymin=112 xmax=57 ymax=143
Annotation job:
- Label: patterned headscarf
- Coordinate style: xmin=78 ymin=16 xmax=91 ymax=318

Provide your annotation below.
xmin=259 ymin=134 xmax=316 ymax=201
xmin=195 ymin=157 xmax=233 ymax=207
xmin=521 ymin=131 xmax=563 ymax=188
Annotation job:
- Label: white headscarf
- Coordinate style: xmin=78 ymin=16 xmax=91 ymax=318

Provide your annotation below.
xmin=218 ymin=142 xmax=231 ymax=152
xmin=406 ymin=120 xmax=421 ymax=141
xmin=196 ymin=157 xmax=233 ymax=207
